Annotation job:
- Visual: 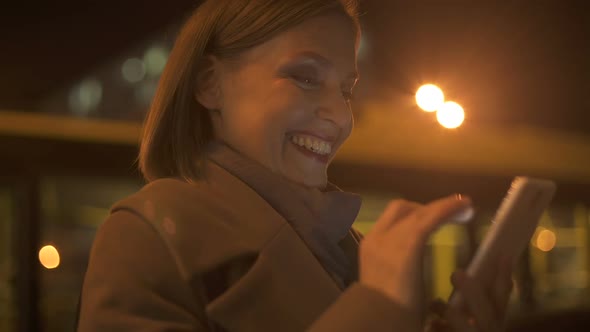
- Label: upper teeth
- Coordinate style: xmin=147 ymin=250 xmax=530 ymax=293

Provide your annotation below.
xmin=291 ymin=135 xmax=332 ymax=156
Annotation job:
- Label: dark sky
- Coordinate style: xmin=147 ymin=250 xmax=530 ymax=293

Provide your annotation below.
xmin=1 ymin=0 xmax=588 ymax=134
xmin=358 ymin=0 xmax=589 ymax=134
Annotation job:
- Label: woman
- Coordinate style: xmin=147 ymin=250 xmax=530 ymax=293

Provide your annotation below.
xmin=77 ymin=0 xmax=513 ymax=331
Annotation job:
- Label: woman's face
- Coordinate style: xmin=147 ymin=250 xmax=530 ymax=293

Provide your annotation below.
xmin=208 ymin=13 xmax=358 ymax=189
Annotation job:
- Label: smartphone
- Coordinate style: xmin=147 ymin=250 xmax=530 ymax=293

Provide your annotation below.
xmin=449 ymin=176 xmax=556 ymax=305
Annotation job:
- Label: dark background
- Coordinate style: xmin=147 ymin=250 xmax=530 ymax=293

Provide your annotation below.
xmin=1 ymin=0 xmax=589 ymax=133
xmin=1 ymin=1 xmax=589 ymax=331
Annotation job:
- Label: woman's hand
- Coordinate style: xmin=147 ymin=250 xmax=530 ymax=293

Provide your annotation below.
xmin=444 ymin=258 xmax=514 ymax=332
xmin=425 ymin=257 xmax=514 ymax=332
xmin=358 ymin=195 xmax=472 ymax=319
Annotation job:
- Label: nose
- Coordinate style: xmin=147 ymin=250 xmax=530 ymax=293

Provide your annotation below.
xmin=315 ymin=90 xmax=353 ymax=130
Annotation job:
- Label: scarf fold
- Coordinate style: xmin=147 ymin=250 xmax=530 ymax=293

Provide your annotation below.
xmin=206 ymin=142 xmax=362 ymax=288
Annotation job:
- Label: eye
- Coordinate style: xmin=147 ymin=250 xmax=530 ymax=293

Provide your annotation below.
xmin=292 ymin=74 xmax=320 ymax=88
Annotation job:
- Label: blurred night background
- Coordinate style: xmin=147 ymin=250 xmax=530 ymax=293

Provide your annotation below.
xmin=1 ymin=0 xmax=589 ymax=331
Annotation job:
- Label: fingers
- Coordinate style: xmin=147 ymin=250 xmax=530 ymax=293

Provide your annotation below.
xmin=425 ymin=299 xmax=453 ymax=332
xmin=413 ymin=194 xmax=472 ymax=238
xmin=373 ymin=194 xmax=472 ymax=241
xmin=451 ymin=271 xmax=498 ymax=332
xmin=446 ymin=306 xmax=477 ymax=332
xmin=492 ymin=256 xmax=514 ymax=320
xmin=450 ymin=266 xmax=513 ymax=332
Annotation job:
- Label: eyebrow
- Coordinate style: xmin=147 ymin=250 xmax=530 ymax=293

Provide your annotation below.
xmin=289 ymin=51 xmax=359 ymax=81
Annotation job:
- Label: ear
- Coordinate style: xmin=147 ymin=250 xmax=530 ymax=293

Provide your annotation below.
xmin=195 ymin=55 xmax=223 ymax=110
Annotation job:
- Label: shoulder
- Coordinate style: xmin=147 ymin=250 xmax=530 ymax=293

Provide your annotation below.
xmin=105 ymin=178 xmax=232 ymax=274
xmin=104 ymin=173 xmax=287 ymax=275
xmin=111 ymin=177 xmax=221 ymax=228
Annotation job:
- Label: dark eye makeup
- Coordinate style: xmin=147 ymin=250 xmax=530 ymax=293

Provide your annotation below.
xmin=278 ymin=55 xmax=356 ymax=102
xmin=279 ymin=62 xmax=322 ymax=86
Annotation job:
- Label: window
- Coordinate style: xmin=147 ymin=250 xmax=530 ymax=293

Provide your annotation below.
xmin=38 ymin=176 xmax=141 ymax=331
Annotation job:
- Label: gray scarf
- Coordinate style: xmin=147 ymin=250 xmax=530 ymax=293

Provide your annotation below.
xmin=207 ymin=141 xmax=362 ymax=288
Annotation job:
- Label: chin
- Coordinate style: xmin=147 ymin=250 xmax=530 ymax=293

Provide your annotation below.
xmin=281 ymin=167 xmax=327 ymax=189
xmin=298 ymin=172 xmax=328 ymax=189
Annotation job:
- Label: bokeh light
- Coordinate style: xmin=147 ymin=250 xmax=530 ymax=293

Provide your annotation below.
xmin=122 ymin=58 xmax=146 ymax=83
xmin=144 ymin=46 xmax=168 ymax=77
xmin=436 ymin=101 xmax=465 ymax=129
xmin=39 ymin=245 xmax=60 ymax=269
xmin=536 ymin=229 xmax=557 ymax=252
xmin=68 ymin=78 xmax=102 ymax=116
xmin=415 ymin=84 xmax=445 ymax=112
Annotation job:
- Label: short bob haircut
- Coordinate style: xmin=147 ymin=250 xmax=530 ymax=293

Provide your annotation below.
xmin=139 ymin=0 xmax=360 ymax=183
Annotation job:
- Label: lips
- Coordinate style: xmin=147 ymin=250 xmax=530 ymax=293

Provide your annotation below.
xmin=290 ymin=134 xmax=332 ymax=155
xmin=289 ymin=138 xmax=330 ymax=164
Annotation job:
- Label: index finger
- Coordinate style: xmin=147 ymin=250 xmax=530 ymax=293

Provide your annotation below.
xmin=413 ymin=194 xmax=473 ymax=237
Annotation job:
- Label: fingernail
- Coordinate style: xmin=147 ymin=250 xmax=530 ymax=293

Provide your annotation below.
xmin=454 ymin=193 xmax=472 ymax=204
xmin=451 ymin=206 xmax=475 ymax=224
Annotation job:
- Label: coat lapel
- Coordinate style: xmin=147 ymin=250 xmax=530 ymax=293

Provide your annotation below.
xmin=113 ymin=160 xmax=361 ymax=332
xmin=205 ymin=225 xmax=344 ymax=332
xmin=201 ymin=162 xmax=357 ymax=331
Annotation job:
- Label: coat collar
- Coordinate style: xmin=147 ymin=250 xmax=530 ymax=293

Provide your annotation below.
xmin=206 ymin=141 xmax=362 ymax=287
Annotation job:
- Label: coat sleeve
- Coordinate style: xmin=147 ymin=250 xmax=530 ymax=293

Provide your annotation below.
xmin=307 ymin=227 xmax=422 ymax=332
xmin=77 ymin=210 xmax=210 ymax=332
xmin=78 ymin=211 xmax=420 ymax=332
xmin=308 ymin=283 xmax=422 ymax=331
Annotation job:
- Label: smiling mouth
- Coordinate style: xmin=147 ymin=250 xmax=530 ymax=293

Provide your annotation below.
xmin=289 ymin=134 xmax=332 ymax=155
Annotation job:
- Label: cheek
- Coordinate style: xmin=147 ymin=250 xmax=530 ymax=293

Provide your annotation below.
xmin=267 ymin=80 xmax=310 ymax=123
xmin=222 ymin=81 xmax=308 ymax=149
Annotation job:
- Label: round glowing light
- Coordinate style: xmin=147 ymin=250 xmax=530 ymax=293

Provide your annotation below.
xmin=68 ymin=78 xmax=102 ymax=116
xmin=122 ymin=58 xmax=146 ymax=83
xmin=536 ymin=229 xmax=557 ymax=252
xmin=39 ymin=245 xmax=60 ymax=269
xmin=415 ymin=84 xmax=445 ymax=112
xmin=144 ymin=46 xmax=168 ymax=77
xmin=436 ymin=101 xmax=465 ymax=129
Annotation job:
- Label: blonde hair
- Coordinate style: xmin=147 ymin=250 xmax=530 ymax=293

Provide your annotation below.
xmin=139 ymin=0 xmax=360 ymax=182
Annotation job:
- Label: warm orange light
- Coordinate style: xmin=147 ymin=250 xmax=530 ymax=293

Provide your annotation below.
xmin=39 ymin=245 xmax=60 ymax=269
xmin=436 ymin=101 xmax=465 ymax=129
xmin=416 ymin=84 xmax=445 ymax=112
xmin=536 ymin=229 xmax=557 ymax=252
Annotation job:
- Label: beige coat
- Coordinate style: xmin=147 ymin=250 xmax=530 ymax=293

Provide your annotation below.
xmin=77 ymin=160 xmax=416 ymax=331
